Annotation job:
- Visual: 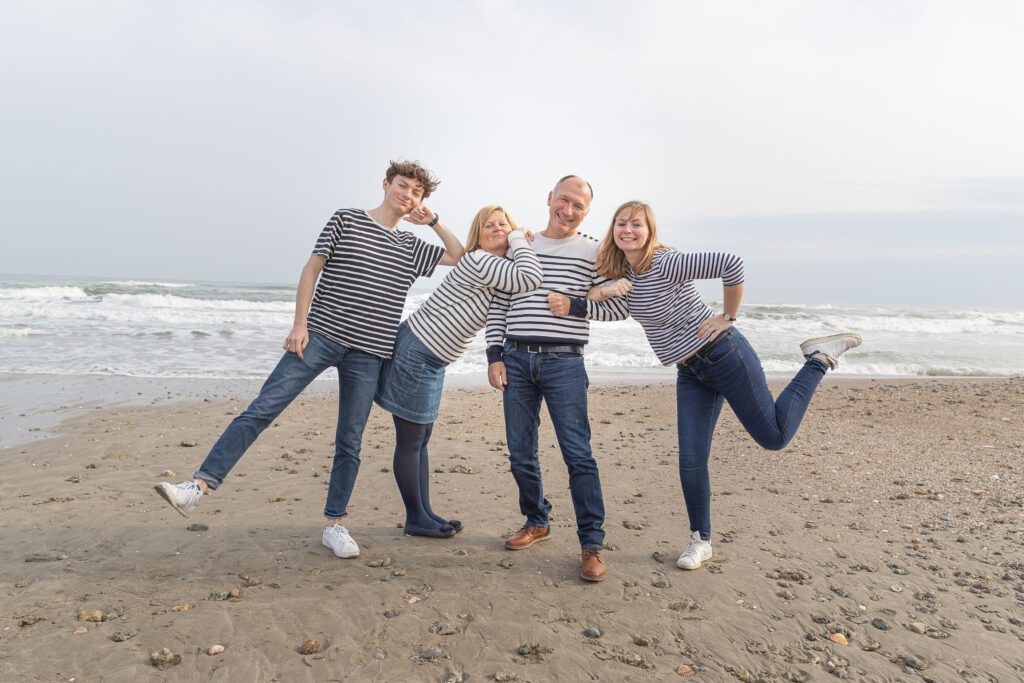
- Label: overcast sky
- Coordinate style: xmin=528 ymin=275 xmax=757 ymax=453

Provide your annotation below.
xmin=1 ymin=1 xmax=1021 ymax=306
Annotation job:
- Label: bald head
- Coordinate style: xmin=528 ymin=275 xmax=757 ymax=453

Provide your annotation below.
xmin=544 ymin=175 xmax=594 ymax=239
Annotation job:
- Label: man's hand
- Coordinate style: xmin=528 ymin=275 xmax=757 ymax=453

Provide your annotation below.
xmin=487 ymin=361 xmax=507 ymax=391
xmin=283 ymin=323 xmax=310 ymax=360
xmin=547 ymin=292 xmax=570 ymax=317
xmin=403 ymin=205 xmax=436 ymax=225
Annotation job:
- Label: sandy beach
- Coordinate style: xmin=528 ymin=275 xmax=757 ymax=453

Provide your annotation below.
xmin=1 ymin=377 xmax=1022 ymax=681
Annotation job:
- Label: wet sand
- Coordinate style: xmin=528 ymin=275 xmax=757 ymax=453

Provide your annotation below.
xmin=1 ymin=377 xmax=1022 ymax=681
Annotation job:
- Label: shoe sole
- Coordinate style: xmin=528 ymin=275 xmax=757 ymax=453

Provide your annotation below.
xmin=153 ymin=483 xmax=193 ymax=518
xmin=504 ymin=532 xmax=551 ymax=551
xmin=799 ymin=333 xmax=863 ymax=353
xmin=677 ymin=552 xmax=713 ymax=570
xmin=322 ymin=541 xmax=359 ymax=559
xmin=580 ymin=571 xmax=606 ymax=582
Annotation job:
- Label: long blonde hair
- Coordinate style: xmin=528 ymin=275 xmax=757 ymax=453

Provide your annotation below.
xmin=595 ymin=201 xmax=664 ymax=278
xmin=465 ymin=205 xmax=519 ymax=252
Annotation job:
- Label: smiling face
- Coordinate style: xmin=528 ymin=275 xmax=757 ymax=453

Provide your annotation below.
xmin=478 ymin=209 xmax=512 ymax=255
xmin=544 ymin=176 xmax=592 ymax=238
xmin=612 ymin=207 xmax=651 ymax=259
xmin=382 ymin=174 xmax=425 ymax=215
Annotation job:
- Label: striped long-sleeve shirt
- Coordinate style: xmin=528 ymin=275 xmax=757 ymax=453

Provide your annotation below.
xmin=619 ymin=249 xmax=745 ymax=365
xmin=485 ymin=232 xmax=628 ymax=362
xmin=408 ymin=231 xmax=543 ymax=364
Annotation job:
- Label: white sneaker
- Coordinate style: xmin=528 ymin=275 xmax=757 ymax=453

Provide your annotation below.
xmin=799 ymin=333 xmax=862 ymax=370
xmin=322 ymin=524 xmax=360 ymax=558
xmin=677 ymin=531 xmax=713 ymax=570
xmin=154 ymin=480 xmax=204 ymax=517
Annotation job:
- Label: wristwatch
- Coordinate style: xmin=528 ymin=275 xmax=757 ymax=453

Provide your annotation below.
xmin=427 ymin=213 xmax=440 ymax=227
xmin=723 ymin=313 xmax=737 ymax=322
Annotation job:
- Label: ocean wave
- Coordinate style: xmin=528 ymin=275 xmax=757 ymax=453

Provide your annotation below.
xmin=0 ymin=327 xmax=45 ymax=337
xmin=0 ymin=286 xmax=90 ymax=300
xmin=103 ymin=293 xmax=294 ymax=311
xmin=101 ymin=280 xmax=193 ymax=288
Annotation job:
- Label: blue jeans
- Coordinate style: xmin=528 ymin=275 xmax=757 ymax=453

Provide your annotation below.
xmin=676 ymin=328 xmax=827 ymax=540
xmin=194 ymin=330 xmax=382 ymax=519
xmin=502 ymin=344 xmax=605 ymax=549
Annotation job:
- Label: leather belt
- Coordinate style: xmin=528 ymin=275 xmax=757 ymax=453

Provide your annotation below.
xmin=510 ymin=341 xmax=584 ymax=355
xmin=678 ymin=331 xmax=728 ymax=366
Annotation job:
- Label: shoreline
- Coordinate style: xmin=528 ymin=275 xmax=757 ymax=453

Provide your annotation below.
xmin=1 ymin=370 xmax=1016 ymax=449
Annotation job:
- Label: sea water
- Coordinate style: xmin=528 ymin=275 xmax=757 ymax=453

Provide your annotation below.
xmin=1 ymin=274 xmax=1021 ymax=380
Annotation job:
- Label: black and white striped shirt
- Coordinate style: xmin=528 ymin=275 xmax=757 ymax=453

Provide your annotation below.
xmin=485 ymin=232 xmax=628 ymax=361
xmin=623 ymin=249 xmax=745 ymax=365
xmin=408 ymin=232 xmax=543 ymax=364
xmin=307 ymin=208 xmax=445 ymax=359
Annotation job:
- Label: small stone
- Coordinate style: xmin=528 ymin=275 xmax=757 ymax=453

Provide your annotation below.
xmin=494 ymin=672 xmax=519 ymax=682
xmin=862 ymin=640 xmax=881 ymax=652
xmin=159 ymin=469 xmax=176 ymax=477
xmin=430 ymin=622 xmax=459 ymax=636
xmin=111 ymin=631 xmax=136 ymax=642
xmin=298 ymin=638 xmax=321 ymax=655
xmin=443 ymin=670 xmax=464 ymax=683
xmin=871 ymin=618 xmax=889 ymax=630
xmin=179 ymin=440 xmax=198 ymax=447
xmin=150 ymin=648 xmax=182 ymax=670
xmin=651 ymin=551 xmax=667 ymax=563
xmin=187 ymin=523 xmax=209 ymax=532
xmin=78 ymin=609 xmax=105 ymax=623
xmin=207 ymin=644 xmax=225 ymax=655
xmin=449 ymin=464 xmax=474 ymax=474
xmin=632 ymin=635 xmax=652 ymax=647
xmin=622 ymin=520 xmax=644 ymax=530
xmin=907 ymin=622 xmax=927 ymax=634
xmin=903 ymin=654 xmax=927 ymax=670
xmin=676 ymin=664 xmax=697 ymax=677
xmin=383 ymin=610 xmax=401 ymax=618
xmin=829 ymin=633 xmax=848 ymax=645
xmin=416 ymin=646 xmax=447 ymax=661
xmin=583 ymin=627 xmax=601 ymax=638
xmin=73 ymin=626 xmax=89 ymax=635
xmin=652 ymin=578 xmax=671 ymax=588
xmin=498 ymin=558 xmax=514 ymax=569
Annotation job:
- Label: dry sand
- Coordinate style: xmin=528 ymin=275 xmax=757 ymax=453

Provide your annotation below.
xmin=1 ymin=377 xmax=1022 ymax=681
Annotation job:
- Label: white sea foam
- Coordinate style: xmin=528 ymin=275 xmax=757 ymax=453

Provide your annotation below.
xmin=0 ymin=286 xmax=90 ymax=300
xmin=102 ymin=280 xmax=193 ymax=288
xmin=1 ymin=277 xmax=1022 ymax=380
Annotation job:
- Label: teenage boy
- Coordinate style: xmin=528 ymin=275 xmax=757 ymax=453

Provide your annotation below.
xmin=155 ymin=160 xmax=464 ymax=558
xmin=485 ymin=175 xmax=627 ymax=582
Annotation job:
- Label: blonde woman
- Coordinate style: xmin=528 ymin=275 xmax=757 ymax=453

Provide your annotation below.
xmin=376 ymin=206 xmax=543 ymax=537
xmin=571 ymin=201 xmax=861 ymax=569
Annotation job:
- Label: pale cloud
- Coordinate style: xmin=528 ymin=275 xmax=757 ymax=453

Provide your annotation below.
xmin=0 ymin=1 xmax=1021 ymax=306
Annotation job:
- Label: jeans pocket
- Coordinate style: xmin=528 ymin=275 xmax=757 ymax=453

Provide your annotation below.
xmin=700 ymin=339 xmax=737 ymax=365
xmin=390 ymin=355 xmax=426 ymax=395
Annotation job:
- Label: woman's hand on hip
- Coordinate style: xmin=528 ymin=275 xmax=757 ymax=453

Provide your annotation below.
xmin=696 ymin=313 xmax=733 ymax=341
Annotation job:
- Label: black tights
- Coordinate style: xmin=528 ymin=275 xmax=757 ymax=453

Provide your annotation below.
xmin=392 ymin=415 xmax=448 ymax=530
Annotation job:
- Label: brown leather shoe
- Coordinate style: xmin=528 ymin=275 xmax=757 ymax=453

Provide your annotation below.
xmin=504 ymin=525 xmax=551 ymax=550
xmin=580 ymin=548 xmax=606 ymax=582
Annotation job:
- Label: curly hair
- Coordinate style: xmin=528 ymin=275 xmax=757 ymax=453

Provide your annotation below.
xmin=385 ymin=160 xmax=440 ymax=198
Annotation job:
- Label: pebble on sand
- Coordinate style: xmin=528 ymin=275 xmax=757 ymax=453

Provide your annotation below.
xmin=298 ymin=639 xmax=321 ymax=655
xmin=676 ymin=664 xmax=697 ymax=677
xmin=77 ymin=610 xmax=106 ymax=623
xmin=829 ymin=633 xmax=849 ymax=645
xmin=207 ymin=644 xmax=225 ymax=655
xmin=150 ymin=648 xmax=182 ymax=670
xmin=179 ymin=440 xmax=198 ymax=447
xmin=159 ymin=469 xmax=176 ymax=477
xmin=583 ymin=627 xmax=601 ymax=638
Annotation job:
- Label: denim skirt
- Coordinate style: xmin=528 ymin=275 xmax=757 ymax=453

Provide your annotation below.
xmin=375 ymin=321 xmax=448 ymax=424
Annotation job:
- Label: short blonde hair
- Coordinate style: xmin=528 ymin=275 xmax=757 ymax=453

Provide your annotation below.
xmin=595 ymin=201 xmax=664 ymax=278
xmin=465 ymin=205 xmax=519 ymax=252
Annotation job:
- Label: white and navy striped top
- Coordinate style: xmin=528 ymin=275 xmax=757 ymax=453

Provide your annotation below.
xmin=620 ymin=249 xmax=745 ymax=365
xmin=307 ymin=208 xmax=445 ymax=359
xmin=485 ymin=232 xmax=628 ymax=361
xmin=408 ymin=232 xmax=543 ymax=364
